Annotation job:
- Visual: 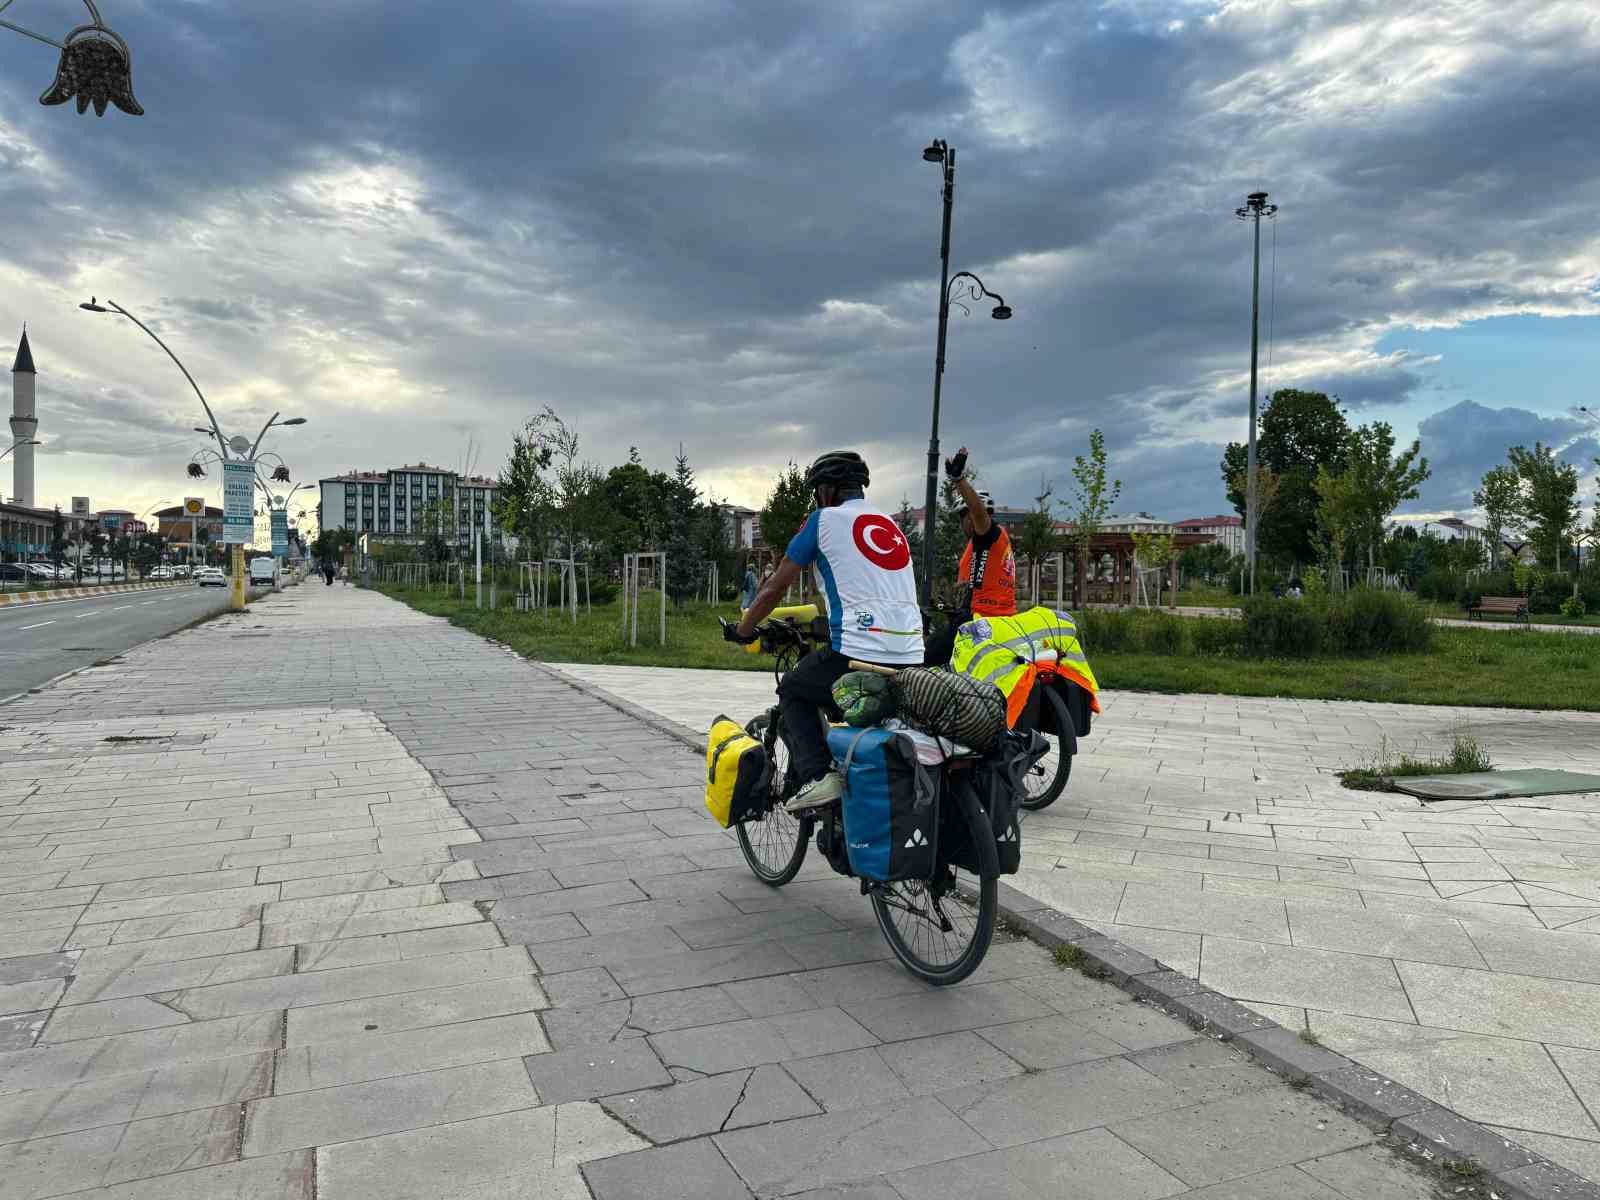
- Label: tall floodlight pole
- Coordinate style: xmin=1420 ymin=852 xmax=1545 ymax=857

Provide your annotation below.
xmin=918 ymin=139 xmax=1012 ymax=606
xmin=1236 ymin=191 xmax=1277 ymax=595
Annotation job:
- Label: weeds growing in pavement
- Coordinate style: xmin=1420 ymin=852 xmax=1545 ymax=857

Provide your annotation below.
xmin=1339 ymin=726 xmax=1492 ymax=792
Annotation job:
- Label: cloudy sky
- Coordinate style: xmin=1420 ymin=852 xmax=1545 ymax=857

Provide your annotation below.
xmin=1 ymin=0 xmax=1597 ymax=534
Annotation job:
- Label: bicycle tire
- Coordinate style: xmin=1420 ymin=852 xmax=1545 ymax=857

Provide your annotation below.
xmin=736 ymin=713 xmax=810 ymax=886
xmin=1019 ymin=685 xmax=1074 ymax=812
xmin=871 ymin=774 xmax=996 ymax=985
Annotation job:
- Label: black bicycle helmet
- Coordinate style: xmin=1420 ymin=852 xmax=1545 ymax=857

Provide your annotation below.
xmin=976 ymin=489 xmax=995 ymax=515
xmin=804 ymin=450 xmax=870 ymax=490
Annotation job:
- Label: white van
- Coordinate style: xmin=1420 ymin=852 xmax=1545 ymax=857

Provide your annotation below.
xmin=248 ymin=557 xmax=279 ymax=586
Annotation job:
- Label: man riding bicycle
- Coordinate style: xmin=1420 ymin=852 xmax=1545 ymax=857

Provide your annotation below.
xmin=924 ymin=446 xmax=1016 ymax=667
xmin=725 ymin=450 xmax=923 ymax=814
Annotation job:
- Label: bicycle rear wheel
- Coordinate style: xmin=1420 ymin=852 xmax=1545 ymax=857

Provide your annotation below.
xmin=871 ymin=774 xmax=996 ymax=985
xmin=1019 ymin=685 xmax=1074 ymax=812
xmin=736 ymin=713 xmax=810 ymax=886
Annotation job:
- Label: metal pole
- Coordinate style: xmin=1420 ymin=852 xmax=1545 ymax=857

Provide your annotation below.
xmin=920 ymin=148 xmax=954 ymax=607
xmin=1246 ymin=206 xmax=1262 ymax=596
xmin=474 ymin=530 xmax=482 ymax=610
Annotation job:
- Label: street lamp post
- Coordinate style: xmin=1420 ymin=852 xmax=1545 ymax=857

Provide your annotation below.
xmin=81 ymin=297 xmax=306 ymax=610
xmin=918 ymin=139 xmax=1013 ymax=606
xmin=1236 ymin=191 xmax=1278 ymax=596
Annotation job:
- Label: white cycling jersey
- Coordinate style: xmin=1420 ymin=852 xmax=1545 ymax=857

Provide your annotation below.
xmin=786 ymin=498 xmax=923 ymax=665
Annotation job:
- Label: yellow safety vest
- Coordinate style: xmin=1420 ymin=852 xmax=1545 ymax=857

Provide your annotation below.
xmin=949 ymin=606 xmax=1100 ymax=727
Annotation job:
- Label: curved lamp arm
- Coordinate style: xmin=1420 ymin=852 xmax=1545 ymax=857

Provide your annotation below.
xmin=98 ymin=300 xmax=229 ymax=457
xmin=944 ymin=271 xmax=1011 ymax=318
xmin=0 ymin=0 xmax=105 ymax=50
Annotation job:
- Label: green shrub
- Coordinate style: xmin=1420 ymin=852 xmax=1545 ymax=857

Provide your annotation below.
xmin=1079 ymin=609 xmax=1136 ymax=653
xmin=1241 ymin=589 xmax=1431 ymax=657
xmin=1562 ymin=595 xmax=1588 ymax=619
xmin=1143 ymin=612 xmax=1190 ymax=655
xmin=1190 ymin=617 xmax=1245 ymax=655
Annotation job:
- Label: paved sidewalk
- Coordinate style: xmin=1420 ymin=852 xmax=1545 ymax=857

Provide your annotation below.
xmin=554 ymin=661 xmax=1600 ymax=1185
xmin=0 ymin=586 xmax=1469 ymax=1199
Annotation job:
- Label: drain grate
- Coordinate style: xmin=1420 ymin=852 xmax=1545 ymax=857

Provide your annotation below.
xmin=103 ymin=735 xmax=172 ymax=744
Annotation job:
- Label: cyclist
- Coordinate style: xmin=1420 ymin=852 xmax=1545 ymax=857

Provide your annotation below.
xmin=924 ymin=447 xmax=1016 ymax=666
xmin=724 ymin=450 xmax=923 ymax=813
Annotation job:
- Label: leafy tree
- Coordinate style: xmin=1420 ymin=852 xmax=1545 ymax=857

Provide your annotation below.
xmin=1474 ymin=465 xmax=1524 ymax=568
xmin=1178 ymin=541 xmax=1233 ymax=582
xmin=415 ymin=498 xmax=453 ymax=564
xmin=110 ymin=534 xmax=132 ymax=578
xmin=49 ymin=507 xmax=69 ymax=576
xmin=493 ymin=417 xmax=557 ymax=559
xmin=1129 ymin=529 xmax=1176 ymax=606
xmin=193 ymin=525 xmax=211 ymax=566
xmin=759 ymin=461 xmax=812 ymax=560
xmin=82 ymin=526 xmax=107 ymax=579
xmin=664 ymin=445 xmax=705 ymax=605
xmin=1314 ymin=464 xmax=1364 ymax=585
xmin=1012 ymin=479 xmax=1061 ymax=605
xmin=1340 ymin=422 xmax=1431 ymax=574
xmin=1507 ymin=442 xmax=1580 ymax=571
xmin=1063 ymin=429 xmax=1121 ymax=606
xmin=586 ymin=452 xmax=674 ymax=570
xmin=131 ymin=532 xmax=163 ymax=580
xmin=1223 ymin=389 xmax=1350 ymax=568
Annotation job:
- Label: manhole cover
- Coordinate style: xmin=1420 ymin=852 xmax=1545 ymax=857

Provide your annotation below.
xmin=1393 ymin=769 xmax=1600 ymax=801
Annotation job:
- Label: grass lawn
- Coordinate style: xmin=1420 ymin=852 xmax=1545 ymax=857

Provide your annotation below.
xmin=375 ymin=582 xmax=777 ymax=672
xmin=376 ymin=581 xmax=1600 ymax=711
xmin=1173 ymin=585 xmax=1239 ymax=608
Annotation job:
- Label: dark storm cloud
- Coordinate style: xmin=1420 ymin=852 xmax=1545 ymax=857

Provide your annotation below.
xmin=1415 ymin=400 xmax=1596 ymax=510
xmin=0 ymin=0 xmax=1596 ymax=521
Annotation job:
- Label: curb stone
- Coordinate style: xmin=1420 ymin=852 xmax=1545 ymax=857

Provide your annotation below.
xmin=544 ymin=662 xmax=1600 ymax=1200
xmin=0 ymin=580 xmax=183 ymax=607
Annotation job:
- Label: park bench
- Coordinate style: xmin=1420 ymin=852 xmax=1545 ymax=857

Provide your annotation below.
xmin=1468 ymin=595 xmax=1529 ymax=626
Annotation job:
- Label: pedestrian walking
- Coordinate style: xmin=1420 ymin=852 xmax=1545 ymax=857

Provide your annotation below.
xmin=740 ymin=562 xmax=758 ymax=610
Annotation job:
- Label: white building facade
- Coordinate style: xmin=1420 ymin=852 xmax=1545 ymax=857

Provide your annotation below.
xmin=319 ymin=463 xmax=499 ymax=551
xmin=1174 ymin=514 xmax=1245 ymax=556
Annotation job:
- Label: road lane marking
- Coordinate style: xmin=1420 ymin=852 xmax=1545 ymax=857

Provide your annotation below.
xmin=139 ymin=600 xmax=157 ymax=605
xmin=19 ymin=621 xmax=55 ymax=630
xmin=74 ymin=611 xmax=103 ymax=619
xmin=110 ymin=605 xmax=133 ymax=611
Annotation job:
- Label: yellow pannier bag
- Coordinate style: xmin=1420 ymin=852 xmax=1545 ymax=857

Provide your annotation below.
xmin=705 ymin=715 xmax=772 ymax=827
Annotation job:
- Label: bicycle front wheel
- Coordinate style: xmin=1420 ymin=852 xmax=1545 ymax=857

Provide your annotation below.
xmin=736 ymin=713 xmax=810 ymax=886
xmin=871 ymin=774 xmax=996 ymax=985
xmin=1019 ymin=685 xmax=1074 ymax=812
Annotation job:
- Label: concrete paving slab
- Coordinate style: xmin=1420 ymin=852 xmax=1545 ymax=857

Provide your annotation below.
xmin=1199 ymin=936 xmax=1416 ymax=1022
xmin=0 ymin=584 xmax=1564 ymax=1199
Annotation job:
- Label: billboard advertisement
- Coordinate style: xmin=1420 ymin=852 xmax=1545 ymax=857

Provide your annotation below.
xmin=270 ymin=509 xmax=288 ymax=557
xmin=222 ymin=461 xmax=254 ymax=544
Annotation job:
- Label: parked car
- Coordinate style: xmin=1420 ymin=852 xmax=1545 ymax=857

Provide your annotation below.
xmin=0 ymin=563 xmax=29 ymax=583
xmin=196 ymin=567 xmax=226 ymax=587
xmin=173 ymin=565 xmax=192 ymax=579
xmin=26 ymin=563 xmax=57 ymax=582
xmin=149 ymin=566 xmax=175 ymax=581
xmin=247 ymin=557 xmax=278 ymax=586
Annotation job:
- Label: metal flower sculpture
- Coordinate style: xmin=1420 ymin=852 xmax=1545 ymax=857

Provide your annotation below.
xmin=270 ymin=465 xmax=291 ymax=483
xmin=186 ymin=462 xmax=206 ymax=479
xmin=0 ymin=2 xmax=143 ymax=117
xmin=41 ymin=24 xmax=142 ymax=116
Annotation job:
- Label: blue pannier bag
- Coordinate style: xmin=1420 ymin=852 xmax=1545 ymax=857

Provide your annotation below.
xmin=826 ymin=725 xmax=938 ymax=883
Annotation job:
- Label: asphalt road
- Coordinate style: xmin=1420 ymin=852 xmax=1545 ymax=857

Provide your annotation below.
xmin=0 ymin=585 xmax=246 ymax=699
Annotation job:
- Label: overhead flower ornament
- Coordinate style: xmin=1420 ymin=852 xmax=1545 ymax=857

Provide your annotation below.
xmin=270 ymin=465 xmax=291 ymax=483
xmin=0 ymin=1 xmax=143 ymax=117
